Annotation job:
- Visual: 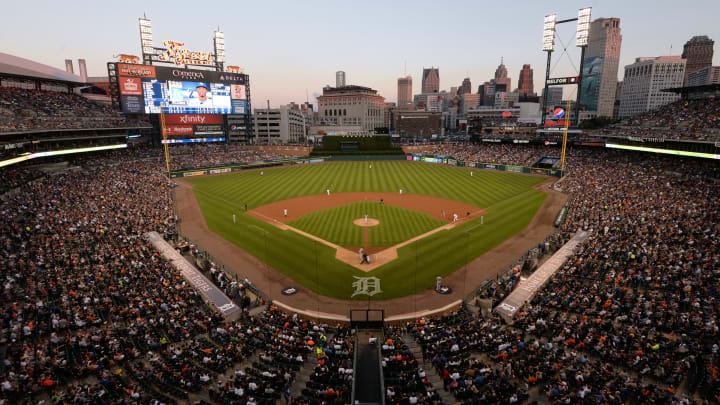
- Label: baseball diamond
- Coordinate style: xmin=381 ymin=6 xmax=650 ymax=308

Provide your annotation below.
xmin=181 ymin=161 xmax=550 ymax=300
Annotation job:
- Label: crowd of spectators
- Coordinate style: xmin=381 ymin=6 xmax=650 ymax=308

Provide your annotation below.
xmin=426 ymin=144 xmax=558 ymax=167
xmin=166 ymin=144 xmax=293 ymax=171
xmin=1 ymin=134 xmax=718 ymax=404
xmin=0 ymin=148 xmax=333 ymax=404
xmin=408 ymin=144 xmax=719 ymax=404
xmin=0 ymin=87 xmax=148 ymax=133
xmin=616 ymin=98 xmax=720 ymax=141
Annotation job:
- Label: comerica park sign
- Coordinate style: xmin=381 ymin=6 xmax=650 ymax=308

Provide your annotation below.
xmin=158 ymin=40 xmax=213 ymax=66
xmin=546 ymin=76 xmax=579 ymax=86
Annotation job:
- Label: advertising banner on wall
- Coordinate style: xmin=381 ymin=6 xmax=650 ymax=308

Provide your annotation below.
xmin=164 ymin=114 xmax=223 ymax=125
xmin=120 ymin=95 xmax=144 ymax=114
xmin=119 ymin=77 xmax=143 ymax=95
xmin=163 ymin=125 xmax=194 ymax=136
xmin=580 ymin=56 xmax=603 ymax=112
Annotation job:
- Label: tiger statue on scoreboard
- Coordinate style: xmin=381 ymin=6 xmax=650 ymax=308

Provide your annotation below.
xmin=113 ymin=54 xmax=141 ymax=64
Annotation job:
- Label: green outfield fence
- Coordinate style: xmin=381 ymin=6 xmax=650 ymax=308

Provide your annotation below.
xmin=168 ymin=156 xmax=329 ymax=178
xmin=406 ymin=153 xmax=564 ymax=177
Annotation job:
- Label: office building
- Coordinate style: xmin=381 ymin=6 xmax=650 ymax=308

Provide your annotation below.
xmin=580 ymin=18 xmax=622 ymax=118
xmin=517 ymin=64 xmax=534 ymax=95
xmin=421 ymin=67 xmax=439 ymax=93
xmin=687 ymin=66 xmax=720 ymax=87
xmin=397 ymin=76 xmax=412 ymax=106
xmin=459 ymin=78 xmax=472 ymax=95
xmin=336 ymin=71 xmax=346 ymax=87
xmin=317 ymin=85 xmax=386 ymax=131
xmin=542 ymin=87 xmax=563 ymax=108
xmin=682 ymin=36 xmax=714 ymax=85
xmin=253 ymin=106 xmax=305 ymax=143
xmin=619 ymin=56 xmax=686 ymax=117
xmin=493 ymin=60 xmax=511 ymax=93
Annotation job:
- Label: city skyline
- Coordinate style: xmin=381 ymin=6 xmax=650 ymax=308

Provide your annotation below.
xmin=1 ymin=0 xmax=719 ymax=107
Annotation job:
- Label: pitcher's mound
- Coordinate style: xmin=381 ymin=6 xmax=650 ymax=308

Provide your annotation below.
xmin=353 ymin=218 xmax=379 ymax=227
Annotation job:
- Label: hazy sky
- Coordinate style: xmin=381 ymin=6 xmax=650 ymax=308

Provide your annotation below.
xmin=2 ymin=0 xmax=718 ymax=107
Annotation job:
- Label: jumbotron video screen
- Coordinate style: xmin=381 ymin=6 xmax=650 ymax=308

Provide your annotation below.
xmin=117 ymin=63 xmax=247 ymax=115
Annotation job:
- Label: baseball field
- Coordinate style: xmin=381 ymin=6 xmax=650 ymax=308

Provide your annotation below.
xmin=184 ymin=161 xmax=547 ymax=300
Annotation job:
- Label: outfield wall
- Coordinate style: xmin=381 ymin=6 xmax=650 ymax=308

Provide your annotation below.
xmin=406 ymin=153 xmax=564 ymax=177
xmin=168 ymin=156 xmax=328 ymax=178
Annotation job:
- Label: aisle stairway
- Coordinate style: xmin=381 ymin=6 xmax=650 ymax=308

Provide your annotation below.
xmin=401 ymin=334 xmax=457 ymax=405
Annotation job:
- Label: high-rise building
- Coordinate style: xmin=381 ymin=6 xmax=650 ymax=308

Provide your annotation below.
xmin=493 ymin=60 xmax=511 ymax=91
xmin=580 ymin=18 xmax=622 ymax=118
xmin=619 ymin=56 xmax=686 ymax=117
xmin=517 ymin=64 xmax=534 ymax=95
xmin=336 ymin=71 xmax=346 ymax=87
xmin=64 ymin=59 xmax=74 ymax=74
xmin=77 ymin=59 xmax=88 ymax=82
xmin=682 ymin=36 xmax=714 ymax=86
xmin=317 ymin=85 xmax=386 ymax=131
xmin=384 ymin=102 xmax=396 ymax=129
xmin=421 ymin=67 xmax=439 ymax=93
xmin=459 ymin=78 xmax=472 ymax=95
xmin=397 ymin=76 xmax=413 ymax=106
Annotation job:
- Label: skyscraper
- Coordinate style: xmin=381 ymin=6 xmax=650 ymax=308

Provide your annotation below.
xmin=421 ymin=67 xmax=439 ymax=93
xmin=397 ymin=76 xmax=413 ymax=106
xmin=580 ymin=18 xmax=622 ymax=118
xmin=493 ymin=60 xmax=511 ymax=91
xmin=517 ymin=64 xmax=534 ymax=95
xmin=336 ymin=71 xmax=346 ymax=87
xmin=458 ymin=78 xmax=472 ymax=95
xmin=64 ymin=59 xmax=74 ymax=74
xmin=682 ymin=36 xmax=714 ymax=86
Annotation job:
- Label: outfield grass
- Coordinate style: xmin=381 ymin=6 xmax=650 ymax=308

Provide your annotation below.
xmin=288 ymin=201 xmax=445 ymax=247
xmin=186 ymin=161 xmax=547 ymax=300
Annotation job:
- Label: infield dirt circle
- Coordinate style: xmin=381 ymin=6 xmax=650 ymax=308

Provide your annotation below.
xmin=353 ymin=218 xmax=380 ymax=227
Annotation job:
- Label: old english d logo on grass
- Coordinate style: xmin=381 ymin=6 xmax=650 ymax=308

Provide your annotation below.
xmin=351 ymin=276 xmax=382 ymax=297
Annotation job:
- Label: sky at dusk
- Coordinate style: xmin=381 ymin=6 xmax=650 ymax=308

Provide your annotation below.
xmin=1 ymin=0 xmax=719 ymax=107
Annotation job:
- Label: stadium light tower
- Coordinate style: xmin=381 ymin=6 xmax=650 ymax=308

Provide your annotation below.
xmin=139 ymin=16 xmax=153 ymax=65
xmin=213 ymin=28 xmax=225 ymax=72
xmin=540 ymin=7 xmax=591 ymax=127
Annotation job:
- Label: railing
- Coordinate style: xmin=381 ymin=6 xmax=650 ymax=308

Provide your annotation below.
xmin=351 ymin=333 xmax=359 ymax=405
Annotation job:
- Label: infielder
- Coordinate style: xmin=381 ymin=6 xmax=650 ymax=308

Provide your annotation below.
xmin=453 ymin=213 xmax=458 ymax=223
xmin=326 ymin=189 xmax=330 ymax=196
xmin=284 ymin=208 xmax=288 ymax=218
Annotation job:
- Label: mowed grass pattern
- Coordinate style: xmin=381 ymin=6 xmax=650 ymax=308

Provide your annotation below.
xmin=288 ymin=202 xmax=445 ymax=247
xmin=186 ymin=161 xmax=547 ymax=300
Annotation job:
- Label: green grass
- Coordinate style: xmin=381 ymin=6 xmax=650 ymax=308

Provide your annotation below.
xmin=186 ymin=161 xmax=547 ymax=300
xmin=288 ymin=201 xmax=445 ymax=247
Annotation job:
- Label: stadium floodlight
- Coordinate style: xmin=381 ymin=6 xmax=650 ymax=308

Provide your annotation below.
xmin=139 ymin=17 xmax=154 ymax=56
xmin=542 ymin=14 xmax=557 ymax=51
xmin=214 ymin=30 xmax=225 ymax=64
xmin=576 ymin=7 xmax=592 ymax=47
